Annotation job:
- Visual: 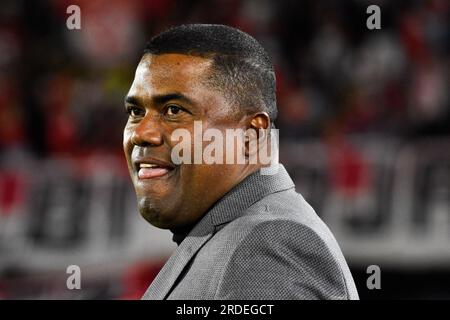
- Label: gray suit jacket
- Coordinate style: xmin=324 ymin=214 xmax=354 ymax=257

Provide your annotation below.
xmin=142 ymin=164 xmax=359 ymax=300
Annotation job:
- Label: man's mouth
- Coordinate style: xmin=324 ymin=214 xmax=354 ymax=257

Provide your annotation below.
xmin=138 ymin=163 xmax=170 ymax=179
xmin=134 ymin=158 xmax=176 ymax=180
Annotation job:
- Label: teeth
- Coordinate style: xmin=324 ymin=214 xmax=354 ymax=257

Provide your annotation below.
xmin=140 ymin=163 xmax=159 ymax=168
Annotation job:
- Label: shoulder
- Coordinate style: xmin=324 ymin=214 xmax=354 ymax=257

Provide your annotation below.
xmin=213 ymin=189 xmax=358 ymax=299
xmin=222 ymin=188 xmax=338 ymax=251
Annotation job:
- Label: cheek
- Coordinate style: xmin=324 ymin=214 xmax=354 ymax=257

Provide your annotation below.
xmin=123 ymin=126 xmax=133 ymax=151
xmin=123 ymin=126 xmax=135 ymax=170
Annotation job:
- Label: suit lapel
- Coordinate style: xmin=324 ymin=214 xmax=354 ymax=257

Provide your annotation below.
xmin=141 ymin=213 xmax=214 ymax=299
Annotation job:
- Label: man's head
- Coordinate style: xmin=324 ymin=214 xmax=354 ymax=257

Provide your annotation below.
xmin=123 ymin=24 xmax=277 ymax=231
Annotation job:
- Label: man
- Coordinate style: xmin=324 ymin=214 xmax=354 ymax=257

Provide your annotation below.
xmin=123 ymin=24 xmax=359 ymax=300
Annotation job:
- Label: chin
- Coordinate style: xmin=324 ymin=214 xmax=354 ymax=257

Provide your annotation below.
xmin=138 ymin=197 xmax=176 ymax=229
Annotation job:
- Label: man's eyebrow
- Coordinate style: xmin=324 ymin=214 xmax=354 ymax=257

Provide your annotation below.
xmin=124 ymin=95 xmax=141 ymax=106
xmin=152 ymin=92 xmax=194 ymax=105
xmin=124 ymin=93 xmax=195 ymax=106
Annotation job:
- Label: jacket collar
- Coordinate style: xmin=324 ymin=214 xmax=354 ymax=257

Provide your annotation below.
xmin=207 ymin=164 xmax=295 ymax=227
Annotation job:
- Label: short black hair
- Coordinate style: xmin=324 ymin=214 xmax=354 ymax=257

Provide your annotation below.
xmin=144 ymin=24 xmax=277 ymax=122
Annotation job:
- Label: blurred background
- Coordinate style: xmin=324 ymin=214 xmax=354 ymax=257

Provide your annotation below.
xmin=0 ymin=0 xmax=449 ymax=299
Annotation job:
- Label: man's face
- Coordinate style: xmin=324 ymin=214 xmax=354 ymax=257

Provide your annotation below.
xmin=124 ymin=53 xmax=248 ymax=230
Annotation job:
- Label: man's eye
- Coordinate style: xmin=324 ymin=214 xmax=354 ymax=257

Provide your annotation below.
xmin=127 ymin=107 xmax=144 ymax=117
xmin=165 ymin=105 xmax=183 ymax=116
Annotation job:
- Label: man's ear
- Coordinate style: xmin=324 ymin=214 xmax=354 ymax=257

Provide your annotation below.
xmin=245 ymin=112 xmax=271 ymax=158
xmin=250 ymin=112 xmax=270 ymax=131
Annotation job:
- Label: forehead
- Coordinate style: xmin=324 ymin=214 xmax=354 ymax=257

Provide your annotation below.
xmin=129 ymin=53 xmax=214 ymax=98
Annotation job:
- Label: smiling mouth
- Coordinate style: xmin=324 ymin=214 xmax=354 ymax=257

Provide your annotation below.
xmin=137 ymin=163 xmax=175 ymax=179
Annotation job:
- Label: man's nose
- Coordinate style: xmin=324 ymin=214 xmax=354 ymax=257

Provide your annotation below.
xmin=130 ymin=114 xmax=164 ymax=147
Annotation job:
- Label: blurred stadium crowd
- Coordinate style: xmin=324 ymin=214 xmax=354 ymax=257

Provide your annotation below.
xmin=0 ymin=0 xmax=448 ymax=299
